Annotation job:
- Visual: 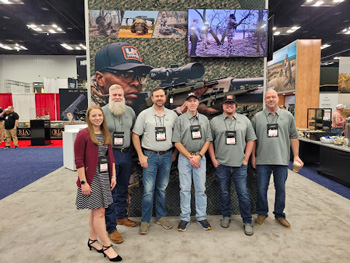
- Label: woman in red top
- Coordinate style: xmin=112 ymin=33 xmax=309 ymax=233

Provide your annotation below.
xmin=74 ymin=105 xmax=122 ymax=261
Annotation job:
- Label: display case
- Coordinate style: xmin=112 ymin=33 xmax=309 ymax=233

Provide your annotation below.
xmin=307 ymin=108 xmax=332 ymax=131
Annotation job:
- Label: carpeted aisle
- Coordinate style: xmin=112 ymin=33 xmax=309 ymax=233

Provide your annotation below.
xmin=289 ymin=162 xmax=350 ymax=199
xmin=0 ymin=167 xmax=349 ymax=263
xmin=0 ymin=147 xmax=63 ymax=200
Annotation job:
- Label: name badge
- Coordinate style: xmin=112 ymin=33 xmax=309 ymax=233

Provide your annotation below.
xmin=113 ymin=131 xmax=124 ymax=146
xmin=267 ymin=124 xmax=278 ymax=137
xmin=225 ymin=131 xmax=236 ymax=145
xmin=155 ymin=127 xmax=166 ymax=141
xmin=190 ymin=125 xmax=202 ymax=140
xmin=99 ymin=156 xmax=109 ymax=173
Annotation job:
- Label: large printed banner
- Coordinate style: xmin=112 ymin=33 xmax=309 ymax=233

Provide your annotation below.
xmin=267 ymin=41 xmax=297 ymax=94
xmin=88 ymin=1 xmax=266 ymax=119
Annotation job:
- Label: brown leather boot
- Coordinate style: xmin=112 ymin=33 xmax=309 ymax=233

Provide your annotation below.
xmin=117 ymin=218 xmax=137 ymax=227
xmin=108 ymin=230 xmax=124 ymax=244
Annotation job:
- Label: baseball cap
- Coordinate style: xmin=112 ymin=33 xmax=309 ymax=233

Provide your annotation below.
xmin=223 ymin=94 xmax=236 ymax=103
xmin=336 ymin=104 xmax=346 ymax=109
xmin=95 ymin=42 xmax=153 ymax=73
xmin=186 ymin=92 xmax=199 ymax=100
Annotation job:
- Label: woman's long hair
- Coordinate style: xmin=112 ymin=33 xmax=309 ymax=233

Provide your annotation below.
xmin=85 ymin=105 xmax=112 ymax=145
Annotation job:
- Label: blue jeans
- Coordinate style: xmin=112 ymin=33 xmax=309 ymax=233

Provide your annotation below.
xmin=141 ymin=150 xmax=172 ymax=223
xmin=178 ymin=154 xmax=207 ymax=222
xmin=216 ymin=164 xmax=252 ymax=224
xmin=105 ymin=150 xmax=132 ymax=234
xmin=331 ymin=128 xmax=343 ymax=136
xmin=256 ymin=165 xmax=288 ymax=219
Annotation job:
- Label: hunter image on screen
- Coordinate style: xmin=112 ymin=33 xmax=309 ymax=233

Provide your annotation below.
xmin=188 ymin=9 xmax=268 ymax=57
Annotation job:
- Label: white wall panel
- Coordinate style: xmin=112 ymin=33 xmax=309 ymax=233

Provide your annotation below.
xmin=0 ymin=55 xmax=77 ymax=92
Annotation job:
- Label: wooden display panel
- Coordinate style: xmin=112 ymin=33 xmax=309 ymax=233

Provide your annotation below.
xmin=295 ymin=39 xmax=321 ymax=128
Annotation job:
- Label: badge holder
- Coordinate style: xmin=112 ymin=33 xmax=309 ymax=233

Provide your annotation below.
xmin=267 ymin=124 xmax=279 ymax=137
xmin=113 ymin=131 xmax=124 ymax=146
xmin=99 ymin=156 xmax=109 ymax=173
xmin=190 ymin=125 xmax=202 ymax=140
xmin=155 ymin=127 xmax=166 ymax=141
xmin=225 ymin=131 xmax=236 ymax=145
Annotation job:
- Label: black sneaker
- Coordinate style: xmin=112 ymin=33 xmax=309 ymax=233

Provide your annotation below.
xmin=197 ymin=219 xmax=211 ymax=231
xmin=177 ymin=220 xmax=190 ymax=232
xmin=15 ymin=146 xmax=18 ymax=149
xmin=4 ymin=146 xmax=10 ymax=149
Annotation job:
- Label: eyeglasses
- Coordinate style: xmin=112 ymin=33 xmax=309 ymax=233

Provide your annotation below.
xmin=104 ymin=69 xmax=147 ymax=84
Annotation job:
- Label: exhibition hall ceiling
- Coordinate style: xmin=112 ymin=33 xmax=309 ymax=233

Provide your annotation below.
xmin=0 ymin=0 xmax=349 ymax=65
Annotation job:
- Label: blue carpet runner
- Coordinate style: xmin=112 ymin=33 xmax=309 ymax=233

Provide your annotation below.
xmin=0 ymin=147 xmax=63 ymax=200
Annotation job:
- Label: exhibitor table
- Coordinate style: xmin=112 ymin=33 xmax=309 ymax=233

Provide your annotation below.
xmin=299 ymin=137 xmax=350 ymax=187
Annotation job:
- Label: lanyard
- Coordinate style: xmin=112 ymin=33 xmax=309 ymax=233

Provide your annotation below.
xmin=265 ymin=111 xmax=279 ymax=124
xmin=113 ymin=115 xmax=123 ymax=132
xmin=154 ymin=115 xmax=165 ymax=127
xmin=189 ymin=115 xmax=200 ymax=126
xmin=223 ymin=116 xmax=237 ymax=131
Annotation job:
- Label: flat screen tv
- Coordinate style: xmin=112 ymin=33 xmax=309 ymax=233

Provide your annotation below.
xmin=188 ymin=9 xmax=268 ymax=58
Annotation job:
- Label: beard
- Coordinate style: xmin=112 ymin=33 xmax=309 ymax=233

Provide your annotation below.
xmin=109 ymin=98 xmax=126 ymax=116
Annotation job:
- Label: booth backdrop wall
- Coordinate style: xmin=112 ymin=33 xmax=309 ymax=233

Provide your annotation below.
xmin=88 ymin=0 xmax=266 ymax=216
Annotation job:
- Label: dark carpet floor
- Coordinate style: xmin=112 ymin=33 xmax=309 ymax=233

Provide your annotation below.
xmin=0 ymin=147 xmax=63 ymax=200
xmin=289 ymin=162 xmax=350 ymax=200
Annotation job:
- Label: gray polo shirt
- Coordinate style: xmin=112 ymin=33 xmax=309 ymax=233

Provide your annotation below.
xmin=251 ymin=108 xmax=298 ymax=165
xmin=210 ymin=113 xmax=256 ymax=167
xmin=172 ymin=111 xmax=212 ymax=152
xmin=133 ymin=106 xmax=178 ymax=152
xmin=102 ymin=104 xmax=136 ymax=149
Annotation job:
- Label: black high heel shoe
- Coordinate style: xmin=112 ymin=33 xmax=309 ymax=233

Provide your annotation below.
xmin=102 ymin=244 xmax=122 ymax=262
xmin=88 ymin=239 xmax=103 ymax=253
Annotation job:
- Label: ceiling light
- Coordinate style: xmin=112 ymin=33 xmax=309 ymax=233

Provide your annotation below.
xmin=274 ymin=31 xmax=281 ymax=35
xmin=321 ymin=44 xmax=331 ymax=49
xmin=79 ymin=44 xmax=87 ymax=50
xmin=314 ymin=1 xmax=324 ymax=6
xmin=334 ymin=56 xmax=340 ymax=59
xmin=273 ymin=27 xmax=276 ymax=30
xmin=61 ymin=43 xmax=86 ymax=51
xmin=0 ymin=42 xmax=27 ymax=50
xmin=0 ymin=0 xmax=24 ymax=4
xmin=287 ymin=29 xmax=293 ymax=33
xmin=61 ymin=44 xmax=73 ymax=50
xmin=303 ymin=0 xmax=342 ymax=6
xmin=27 ymin=24 xmax=65 ymax=34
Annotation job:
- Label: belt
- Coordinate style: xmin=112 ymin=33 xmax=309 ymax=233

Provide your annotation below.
xmin=143 ymin=148 xmax=172 ymax=155
xmin=114 ymin=147 xmax=130 ymax=153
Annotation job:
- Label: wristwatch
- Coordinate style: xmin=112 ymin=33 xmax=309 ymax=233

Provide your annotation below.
xmin=198 ymin=153 xmax=203 ymax=158
xmin=81 ymin=180 xmax=86 ymax=185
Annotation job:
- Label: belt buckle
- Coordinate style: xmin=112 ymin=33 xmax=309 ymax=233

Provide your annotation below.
xmin=121 ymin=148 xmax=126 ymax=153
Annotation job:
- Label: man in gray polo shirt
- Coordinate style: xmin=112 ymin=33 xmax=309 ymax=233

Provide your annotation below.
xmin=102 ymin=84 xmax=136 ymax=244
xmin=172 ymin=93 xmax=212 ymax=232
xmin=251 ymin=89 xmax=303 ymax=228
xmin=132 ymin=87 xmax=178 ymax=235
xmin=208 ymin=94 xmax=256 ymax=236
